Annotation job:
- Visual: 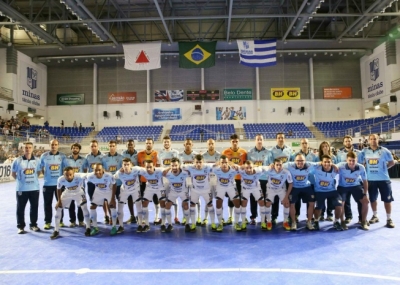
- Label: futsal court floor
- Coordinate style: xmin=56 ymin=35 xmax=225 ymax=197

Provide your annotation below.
xmin=1 ymin=179 xmax=400 ymax=285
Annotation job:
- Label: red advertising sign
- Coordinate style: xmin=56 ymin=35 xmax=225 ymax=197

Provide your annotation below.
xmin=323 ymin=87 xmax=352 ymax=99
xmin=108 ymin=92 xmax=137 ymax=104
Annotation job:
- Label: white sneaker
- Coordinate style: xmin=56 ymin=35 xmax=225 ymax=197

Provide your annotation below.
xmin=290 ymin=222 xmax=297 ymax=231
xmin=306 ymin=221 xmax=315 ymax=230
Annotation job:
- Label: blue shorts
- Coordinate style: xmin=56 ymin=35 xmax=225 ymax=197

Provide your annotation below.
xmin=337 ymin=185 xmax=364 ymax=202
xmin=368 ymin=181 xmax=394 ymax=203
xmin=315 ymin=191 xmax=342 ymax=210
xmin=289 ymin=186 xmax=315 ymax=204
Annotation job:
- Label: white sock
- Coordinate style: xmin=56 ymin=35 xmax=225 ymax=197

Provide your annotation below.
xmin=90 ymin=209 xmax=98 ymax=227
xmin=81 ymin=205 xmax=90 ymax=229
xmin=283 ymin=207 xmax=290 ymax=221
xmin=110 ymin=208 xmax=117 ymax=227
xmin=216 ymin=207 xmax=223 ymax=224
xmin=260 ymin=206 xmax=266 ymax=224
xmin=165 ymin=209 xmax=172 ymax=225
xmin=174 ymin=204 xmax=178 ymax=220
xmin=190 ymin=207 xmax=196 ymax=224
xmin=229 ymin=206 xmax=234 ymax=219
xmin=161 ymin=208 xmax=166 ymax=225
xmin=135 ymin=202 xmax=143 ymax=225
xmin=208 ymin=206 xmax=215 ymax=224
xmin=117 ymin=203 xmax=124 ymax=227
xmin=241 ymin=206 xmax=247 ymax=223
xmin=183 ymin=209 xmax=190 ymax=221
xmin=373 ymin=211 xmax=378 ymax=217
xmin=197 ymin=202 xmax=201 ymax=220
xmin=54 ymin=208 xmax=62 ymax=231
xmin=142 ymin=207 xmax=149 ymax=225
xmin=266 ymin=206 xmax=271 ymax=222
xmin=234 ymin=207 xmax=240 ymax=224
xmin=387 ymin=214 xmax=391 ymax=219
xmin=155 ymin=203 xmax=160 ymax=220
xmin=204 ymin=203 xmax=208 ymax=220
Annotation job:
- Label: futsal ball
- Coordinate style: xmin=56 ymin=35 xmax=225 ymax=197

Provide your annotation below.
xmin=191 ymin=48 xmax=204 ymax=61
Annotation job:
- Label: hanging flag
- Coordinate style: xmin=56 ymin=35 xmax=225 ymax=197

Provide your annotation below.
xmin=123 ymin=42 xmax=161 ymax=71
xmin=179 ymin=41 xmax=217 ymax=68
xmin=237 ymin=39 xmax=277 ymax=67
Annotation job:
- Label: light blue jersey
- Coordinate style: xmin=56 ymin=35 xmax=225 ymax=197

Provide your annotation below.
xmin=165 ymin=170 xmax=190 ymax=192
xmin=62 ymin=155 xmax=87 ymax=173
xmin=183 ymin=164 xmax=213 ymax=190
xmin=212 ymin=166 xmax=239 ymax=190
xmin=238 ymin=168 xmax=267 ymax=190
xmin=295 ymin=150 xmax=319 ymax=185
xmin=202 ymin=150 xmax=221 ymax=163
xmin=39 ymin=151 xmax=66 ymax=186
xmin=86 ymin=172 xmax=115 ymax=193
xmin=268 ymin=145 xmax=293 ymax=164
xmin=84 ymin=151 xmax=104 ymax=172
xmin=102 ymin=152 xmax=124 ymax=186
xmin=12 ymin=156 xmax=41 ymax=191
xmin=313 ymin=166 xmax=337 ymax=192
xmin=336 ymin=148 xmax=362 ymax=163
xmin=139 ymin=168 xmax=165 ymax=190
xmin=284 ymin=162 xmax=317 ymax=188
xmin=158 ymin=149 xmax=180 ymax=167
xmin=121 ymin=150 xmax=138 ymax=166
xmin=179 ymin=151 xmax=198 ymax=165
xmin=337 ymin=162 xmax=367 ymax=187
xmin=57 ymin=174 xmax=86 ymax=191
xmin=264 ymin=168 xmax=293 ymax=190
xmin=359 ymin=146 xmax=394 ymax=181
xmin=247 ymin=147 xmax=271 ymax=180
xmin=114 ymin=167 xmax=141 ymax=191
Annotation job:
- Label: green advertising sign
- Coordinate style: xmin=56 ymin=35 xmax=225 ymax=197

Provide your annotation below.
xmin=223 ymin=88 xmax=253 ymax=100
xmin=292 ymin=142 xmax=300 ymax=147
xmin=57 ymin=93 xmax=85 ymax=105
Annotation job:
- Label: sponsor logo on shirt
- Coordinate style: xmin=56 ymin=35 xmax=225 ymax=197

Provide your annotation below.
xmin=49 ymin=164 xmax=60 ymax=171
xmin=195 ymin=175 xmax=206 ymax=181
xmin=96 ymin=183 xmax=107 ymax=189
xmin=345 ymin=178 xmax=355 ymax=183
xmin=295 ymin=176 xmax=306 ymax=181
xmin=172 ymin=183 xmax=183 ymax=188
xmin=254 ymin=161 xmax=263 ymax=166
xmin=108 ymin=166 xmax=117 ymax=172
xmin=243 ymin=179 xmax=254 ymax=185
xmin=219 ymin=178 xmax=229 ymax=184
xmin=368 ymin=159 xmax=378 ymax=165
xmin=68 ymin=185 xmax=79 ymax=191
xmin=24 ymin=168 xmax=35 ymax=175
xmin=231 ymin=158 xmax=241 ymax=164
xmin=126 ymin=180 xmax=136 ymax=186
xmin=72 ymin=167 xmax=79 ymax=173
xmin=319 ymin=181 xmax=329 ymax=187
xmin=163 ymin=159 xmax=171 ymax=166
xmin=148 ymin=179 xmax=158 ymax=184
xmin=271 ymin=178 xmax=282 ymax=185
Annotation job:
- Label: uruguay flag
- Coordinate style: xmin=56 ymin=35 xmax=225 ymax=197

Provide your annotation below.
xmin=237 ymin=39 xmax=277 ymax=67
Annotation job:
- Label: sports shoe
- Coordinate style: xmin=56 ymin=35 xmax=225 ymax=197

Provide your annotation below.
xmin=344 ymin=218 xmax=352 ymax=224
xmin=153 ymin=219 xmax=162 ymax=225
xmin=136 ymin=225 xmax=143 ymax=233
xmin=341 ymin=221 xmax=348 ymax=230
xmin=59 ymin=222 xmax=65 ymax=227
xmin=283 ymin=221 xmax=291 ymax=231
xmin=234 ymin=223 xmax=241 ymax=231
xmin=117 ymin=226 xmax=124 ymax=234
xmin=250 ymin=218 xmax=256 ymax=225
xmin=201 ymin=219 xmax=208 ymax=227
xmin=190 ymin=224 xmax=196 ymax=232
xmin=295 ymin=215 xmax=300 ymax=223
xmin=125 ymin=215 xmax=137 ymax=224
xmin=211 ymin=223 xmax=217 ymax=231
xmin=44 ymin=223 xmax=51 ymax=230
xmin=161 ymin=225 xmax=166 ymax=233
xmin=104 ymin=216 xmax=110 ymax=224
xmin=306 ymin=221 xmax=314 ymax=230
xmin=314 ymin=221 xmax=320 ymax=230
xmin=90 ymin=227 xmax=99 ymax=236
xmin=174 ymin=217 xmax=181 ymax=225
xmin=271 ymin=218 xmax=277 ymax=226
xmin=334 ymin=221 xmax=343 ymax=231
xmin=216 ymin=224 xmax=223 ymax=232
xmin=369 ymin=215 xmax=379 ymax=224
xmin=241 ymin=222 xmax=247 ymax=231
xmin=196 ymin=217 xmax=202 ymax=226
xmin=360 ymin=221 xmax=369 ymax=231
xmin=79 ymin=222 xmax=86 ymax=227
xmin=50 ymin=231 xmax=59 ymax=240
xmin=17 ymin=228 xmax=26 ymax=234
xmin=326 ymin=215 xmax=334 ymax=222
xmin=185 ymin=224 xmax=191 ymax=232
xmin=319 ymin=215 xmax=325 ymax=221
xmin=85 ymin=228 xmax=91 ymax=236
xmin=261 ymin=222 xmax=267 ymax=231
xmin=181 ymin=217 xmax=187 ymax=226
xmin=29 ymin=226 xmax=40 ymax=232
xmin=267 ymin=221 xmax=272 ymax=231
xmin=69 ymin=222 xmax=77 ymax=228
xmin=166 ymin=224 xmax=174 ymax=232
xmin=142 ymin=225 xmax=150 ymax=232
xmin=386 ymin=219 xmax=395 ymax=228
xmin=224 ymin=217 xmax=233 ymax=225
xmin=291 ymin=222 xmax=297 ymax=231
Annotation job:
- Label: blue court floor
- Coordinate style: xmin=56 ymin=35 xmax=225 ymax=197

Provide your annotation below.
xmin=1 ymin=179 xmax=400 ymax=285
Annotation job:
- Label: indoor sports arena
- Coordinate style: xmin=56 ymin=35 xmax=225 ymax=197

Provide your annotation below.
xmin=1 ymin=0 xmax=400 ymax=284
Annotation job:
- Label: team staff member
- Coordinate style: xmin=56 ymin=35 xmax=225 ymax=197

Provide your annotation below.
xmin=268 ymin=133 xmax=293 ymax=224
xmin=121 ymin=139 xmax=138 ymax=224
xmin=12 ymin=142 xmax=42 ymax=234
xmin=222 ymin=134 xmax=247 ymax=225
xmin=359 ymin=134 xmax=395 ymax=228
xmin=62 ymin=143 xmax=87 ymax=227
xmin=247 ymin=134 xmax=270 ymax=225
xmin=39 ymin=139 xmax=66 ymax=230
xmin=137 ymin=138 xmax=160 ymax=225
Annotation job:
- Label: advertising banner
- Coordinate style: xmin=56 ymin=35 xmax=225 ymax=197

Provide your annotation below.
xmin=216 ymin=107 xmax=246 ymax=120
xmin=0 ymin=163 xmax=14 ymax=183
xmin=57 ymin=93 xmax=85 ymax=105
xmin=152 ymin=108 xmax=182 ymax=122
xmin=271 ymin=88 xmax=300 ymax=100
xmin=18 ymin=60 xmax=47 ymax=110
xmin=323 ymin=87 xmax=352 ymax=99
xmin=364 ymin=52 xmax=386 ymax=102
xmin=155 ymin=90 xmax=184 ymax=102
xmin=187 ymin=90 xmax=220 ymax=101
xmin=108 ymin=92 xmax=137 ymax=104
xmin=223 ymin=88 xmax=253 ymax=100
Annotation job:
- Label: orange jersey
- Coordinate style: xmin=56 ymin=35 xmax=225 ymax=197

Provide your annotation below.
xmin=137 ymin=150 xmax=159 ymax=182
xmin=222 ymin=147 xmax=247 ymax=180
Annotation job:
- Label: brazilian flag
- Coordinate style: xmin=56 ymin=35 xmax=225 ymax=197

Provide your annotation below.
xmin=179 ymin=41 xmax=217 ymax=68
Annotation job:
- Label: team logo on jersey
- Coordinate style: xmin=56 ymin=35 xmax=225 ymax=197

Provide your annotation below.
xmin=345 ymin=178 xmax=355 ymax=183
xmin=319 ymin=180 xmax=329 ymax=187
xmin=172 ymin=183 xmax=183 ymax=188
xmin=195 ymin=175 xmax=206 ymax=181
xmin=163 ymin=159 xmax=171 ymax=166
xmin=97 ymin=183 xmax=107 ymax=189
xmin=109 ymin=166 xmax=117 ymax=172
xmin=231 ymin=158 xmax=241 ymax=164
xmin=271 ymin=178 xmax=281 ymax=185
xmin=68 ymin=185 xmax=79 ymax=191
xmin=368 ymin=159 xmax=378 ymax=165
xmin=24 ymin=168 xmax=35 ymax=175
xmin=295 ymin=176 xmax=306 ymax=181
xmin=148 ymin=179 xmax=158 ymax=184
xmin=49 ymin=164 xmax=60 ymax=171
xmin=126 ymin=180 xmax=136 ymax=186
xmin=219 ymin=178 xmax=229 ymax=184
xmin=243 ymin=179 xmax=254 ymax=185
xmin=254 ymin=161 xmax=263 ymax=166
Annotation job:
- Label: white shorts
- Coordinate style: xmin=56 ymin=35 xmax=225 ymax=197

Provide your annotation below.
xmin=61 ymin=189 xmax=87 ymax=208
xmin=162 ymin=177 xmax=170 ymax=191
xmin=266 ymin=186 xmax=287 ymax=203
xmin=143 ymin=189 xmax=166 ymax=201
xmin=241 ymin=188 xmax=263 ymax=201
xmin=91 ymin=190 xmax=113 ymax=206
xmin=119 ymin=187 xmax=141 ymax=203
xmin=167 ymin=190 xmax=189 ymax=204
xmin=215 ymin=187 xmax=239 ymax=200
xmin=191 ymin=189 xmax=213 ymax=205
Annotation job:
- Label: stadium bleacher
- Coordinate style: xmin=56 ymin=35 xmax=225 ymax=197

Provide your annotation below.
xmin=243 ymin=123 xmax=314 ymax=139
xmin=96 ymin=126 xmax=163 ymax=142
xmin=29 ymin=125 xmax=92 ymax=143
xmin=169 ymin=124 xmax=235 ymax=141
